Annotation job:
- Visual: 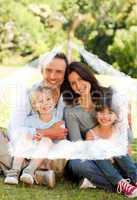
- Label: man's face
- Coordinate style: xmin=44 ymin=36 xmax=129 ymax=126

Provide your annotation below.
xmin=41 ymin=58 xmax=67 ymax=89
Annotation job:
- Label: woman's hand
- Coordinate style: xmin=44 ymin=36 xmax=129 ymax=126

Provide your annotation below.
xmin=128 ymin=144 xmax=132 ymax=156
xmin=81 ymin=81 xmax=91 ymax=96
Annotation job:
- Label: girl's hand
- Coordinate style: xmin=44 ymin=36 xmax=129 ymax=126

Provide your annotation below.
xmin=85 ymin=130 xmax=94 ymax=140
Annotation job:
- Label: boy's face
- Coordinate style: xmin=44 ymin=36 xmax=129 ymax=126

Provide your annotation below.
xmin=34 ymin=90 xmax=56 ymax=114
xmin=96 ymin=108 xmax=117 ymax=127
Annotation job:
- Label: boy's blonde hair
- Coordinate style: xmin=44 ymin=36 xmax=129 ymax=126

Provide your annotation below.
xmin=30 ymin=86 xmax=59 ymax=112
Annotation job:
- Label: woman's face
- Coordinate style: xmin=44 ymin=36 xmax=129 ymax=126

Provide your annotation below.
xmin=68 ymin=71 xmax=91 ymax=96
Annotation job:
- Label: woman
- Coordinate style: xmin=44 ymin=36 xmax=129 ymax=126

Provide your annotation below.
xmin=64 ymin=61 xmax=133 ymax=192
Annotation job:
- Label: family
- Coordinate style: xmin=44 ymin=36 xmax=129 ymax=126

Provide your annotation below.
xmin=0 ymin=52 xmax=137 ymax=198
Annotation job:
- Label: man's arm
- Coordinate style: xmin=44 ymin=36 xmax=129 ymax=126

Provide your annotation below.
xmin=34 ymin=121 xmax=68 ymax=140
xmin=8 ymin=83 xmax=31 ymax=140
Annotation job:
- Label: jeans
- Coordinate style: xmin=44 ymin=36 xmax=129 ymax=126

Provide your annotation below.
xmin=66 ymin=159 xmax=115 ymax=191
xmin=95 ymin=155 xmax=137 ymax=186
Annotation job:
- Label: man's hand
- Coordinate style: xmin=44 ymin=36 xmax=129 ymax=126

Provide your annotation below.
xmin=36 ymin=121 xmax=68 ymax=140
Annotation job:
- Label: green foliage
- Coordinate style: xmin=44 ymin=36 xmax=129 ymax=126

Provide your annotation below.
xmin=0 ymin=0 xmax=137 ymax=77
xmin=0 ymin=1 xmax=46 ymax=62
xmin=0 ymin=0 xmax=66 ymax=65
xmin=74 ymin=0 xmax=137 ymax=77
xmin=108 ymin=26 xmax=137 ymax=77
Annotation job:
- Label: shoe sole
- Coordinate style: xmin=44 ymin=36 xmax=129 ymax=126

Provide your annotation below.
xmin=20 ymin=175 xmax=34 ymax=185
xmin=35 ymin=170 xmax=56 ymax=188
xmin=127 ymin=190 xmax=137 ymax=198
xmin=4 ymin=178 xmax=18 ymax=185
xmin=79 ymin=178 xmax=96 ymax=189
xmin=48 ymin=171 xmax=55 ymax=188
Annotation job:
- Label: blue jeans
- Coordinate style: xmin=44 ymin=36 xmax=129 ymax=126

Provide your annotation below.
xmin=66 ymin=159 xmax=115 ymax=191
xmin=95 ymin=155 xmax=137 ymax=186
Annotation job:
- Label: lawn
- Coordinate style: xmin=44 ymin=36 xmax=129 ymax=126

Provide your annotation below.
xmin=0 ymin=177 xmax=134 ymax=200
xmin=0 ymin=177 xmax=129 ymax=200
xmin=0 ymin=140 xmax=136 ymax=200
xmin=0 ymin=66 xmax=137 ymax=200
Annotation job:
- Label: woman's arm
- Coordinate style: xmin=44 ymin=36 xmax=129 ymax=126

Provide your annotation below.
xmin=64 ymin=107 xmax=83 ymax=141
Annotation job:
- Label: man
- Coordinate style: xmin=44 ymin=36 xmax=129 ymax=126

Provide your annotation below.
xmin=0 ymin=53 xmax=68 ymax=187
xmin=9 ymin=53 xmax=68 ymax=141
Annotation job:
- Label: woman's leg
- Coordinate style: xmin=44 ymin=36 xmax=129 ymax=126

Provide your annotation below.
xmin=66 ymin=159 xmax=115 ymax=191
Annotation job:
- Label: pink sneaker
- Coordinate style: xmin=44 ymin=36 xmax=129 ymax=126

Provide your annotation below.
xmin=117 ymin=179 xmax=137 ymax=198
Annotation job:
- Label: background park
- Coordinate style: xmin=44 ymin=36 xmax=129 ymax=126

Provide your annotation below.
xmin=0 ymin=0 xmax=137 ymax=199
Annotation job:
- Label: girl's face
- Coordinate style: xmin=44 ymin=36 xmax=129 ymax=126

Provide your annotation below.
xmin=68 ymin=71 xmax=91 ymax=96
xmin=96 ymin=107 xmax=117 ymax=127
xmin=33 ymin=91 xmax=56 ymax=115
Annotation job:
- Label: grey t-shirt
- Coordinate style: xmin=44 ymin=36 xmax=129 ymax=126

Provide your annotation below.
xmin=64 ymin=105 xmax=96 ymax=142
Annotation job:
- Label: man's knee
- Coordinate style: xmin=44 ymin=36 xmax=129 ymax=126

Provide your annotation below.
xmin=0 ymin=131 xmax=12 ymax=168
xmin=44 ymin=159 xmax=67 ymax=177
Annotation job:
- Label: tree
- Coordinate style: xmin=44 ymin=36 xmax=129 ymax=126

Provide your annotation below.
xmin=108 ymin=26 xmax=137 ymax=78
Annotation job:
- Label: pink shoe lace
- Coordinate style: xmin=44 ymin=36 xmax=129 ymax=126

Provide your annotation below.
xmin=117 ymin=179 xmax=137 ymax=198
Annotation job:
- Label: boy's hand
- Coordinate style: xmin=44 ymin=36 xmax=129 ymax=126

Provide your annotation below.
xmin=33 ymin=132 xmax=43 ymax=141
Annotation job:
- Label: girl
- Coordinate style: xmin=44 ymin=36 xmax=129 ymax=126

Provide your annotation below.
xmin=86 ymin=87 xmax=137 ymax=198
xmin=4 ymin=86 xmax=63 ymax=187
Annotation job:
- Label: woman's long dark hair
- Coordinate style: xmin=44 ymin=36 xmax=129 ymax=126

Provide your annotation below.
xmin=63 ymin=61 xmax=104 ymax=105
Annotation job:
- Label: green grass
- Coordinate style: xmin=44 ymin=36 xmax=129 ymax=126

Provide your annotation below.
xmin=0 ymin=172 xmax=136 ymax=200
xmin=0 ymin=140 xmax=136 ymax=200
xmin=0 ymin=139 xmax=136 ymax=200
